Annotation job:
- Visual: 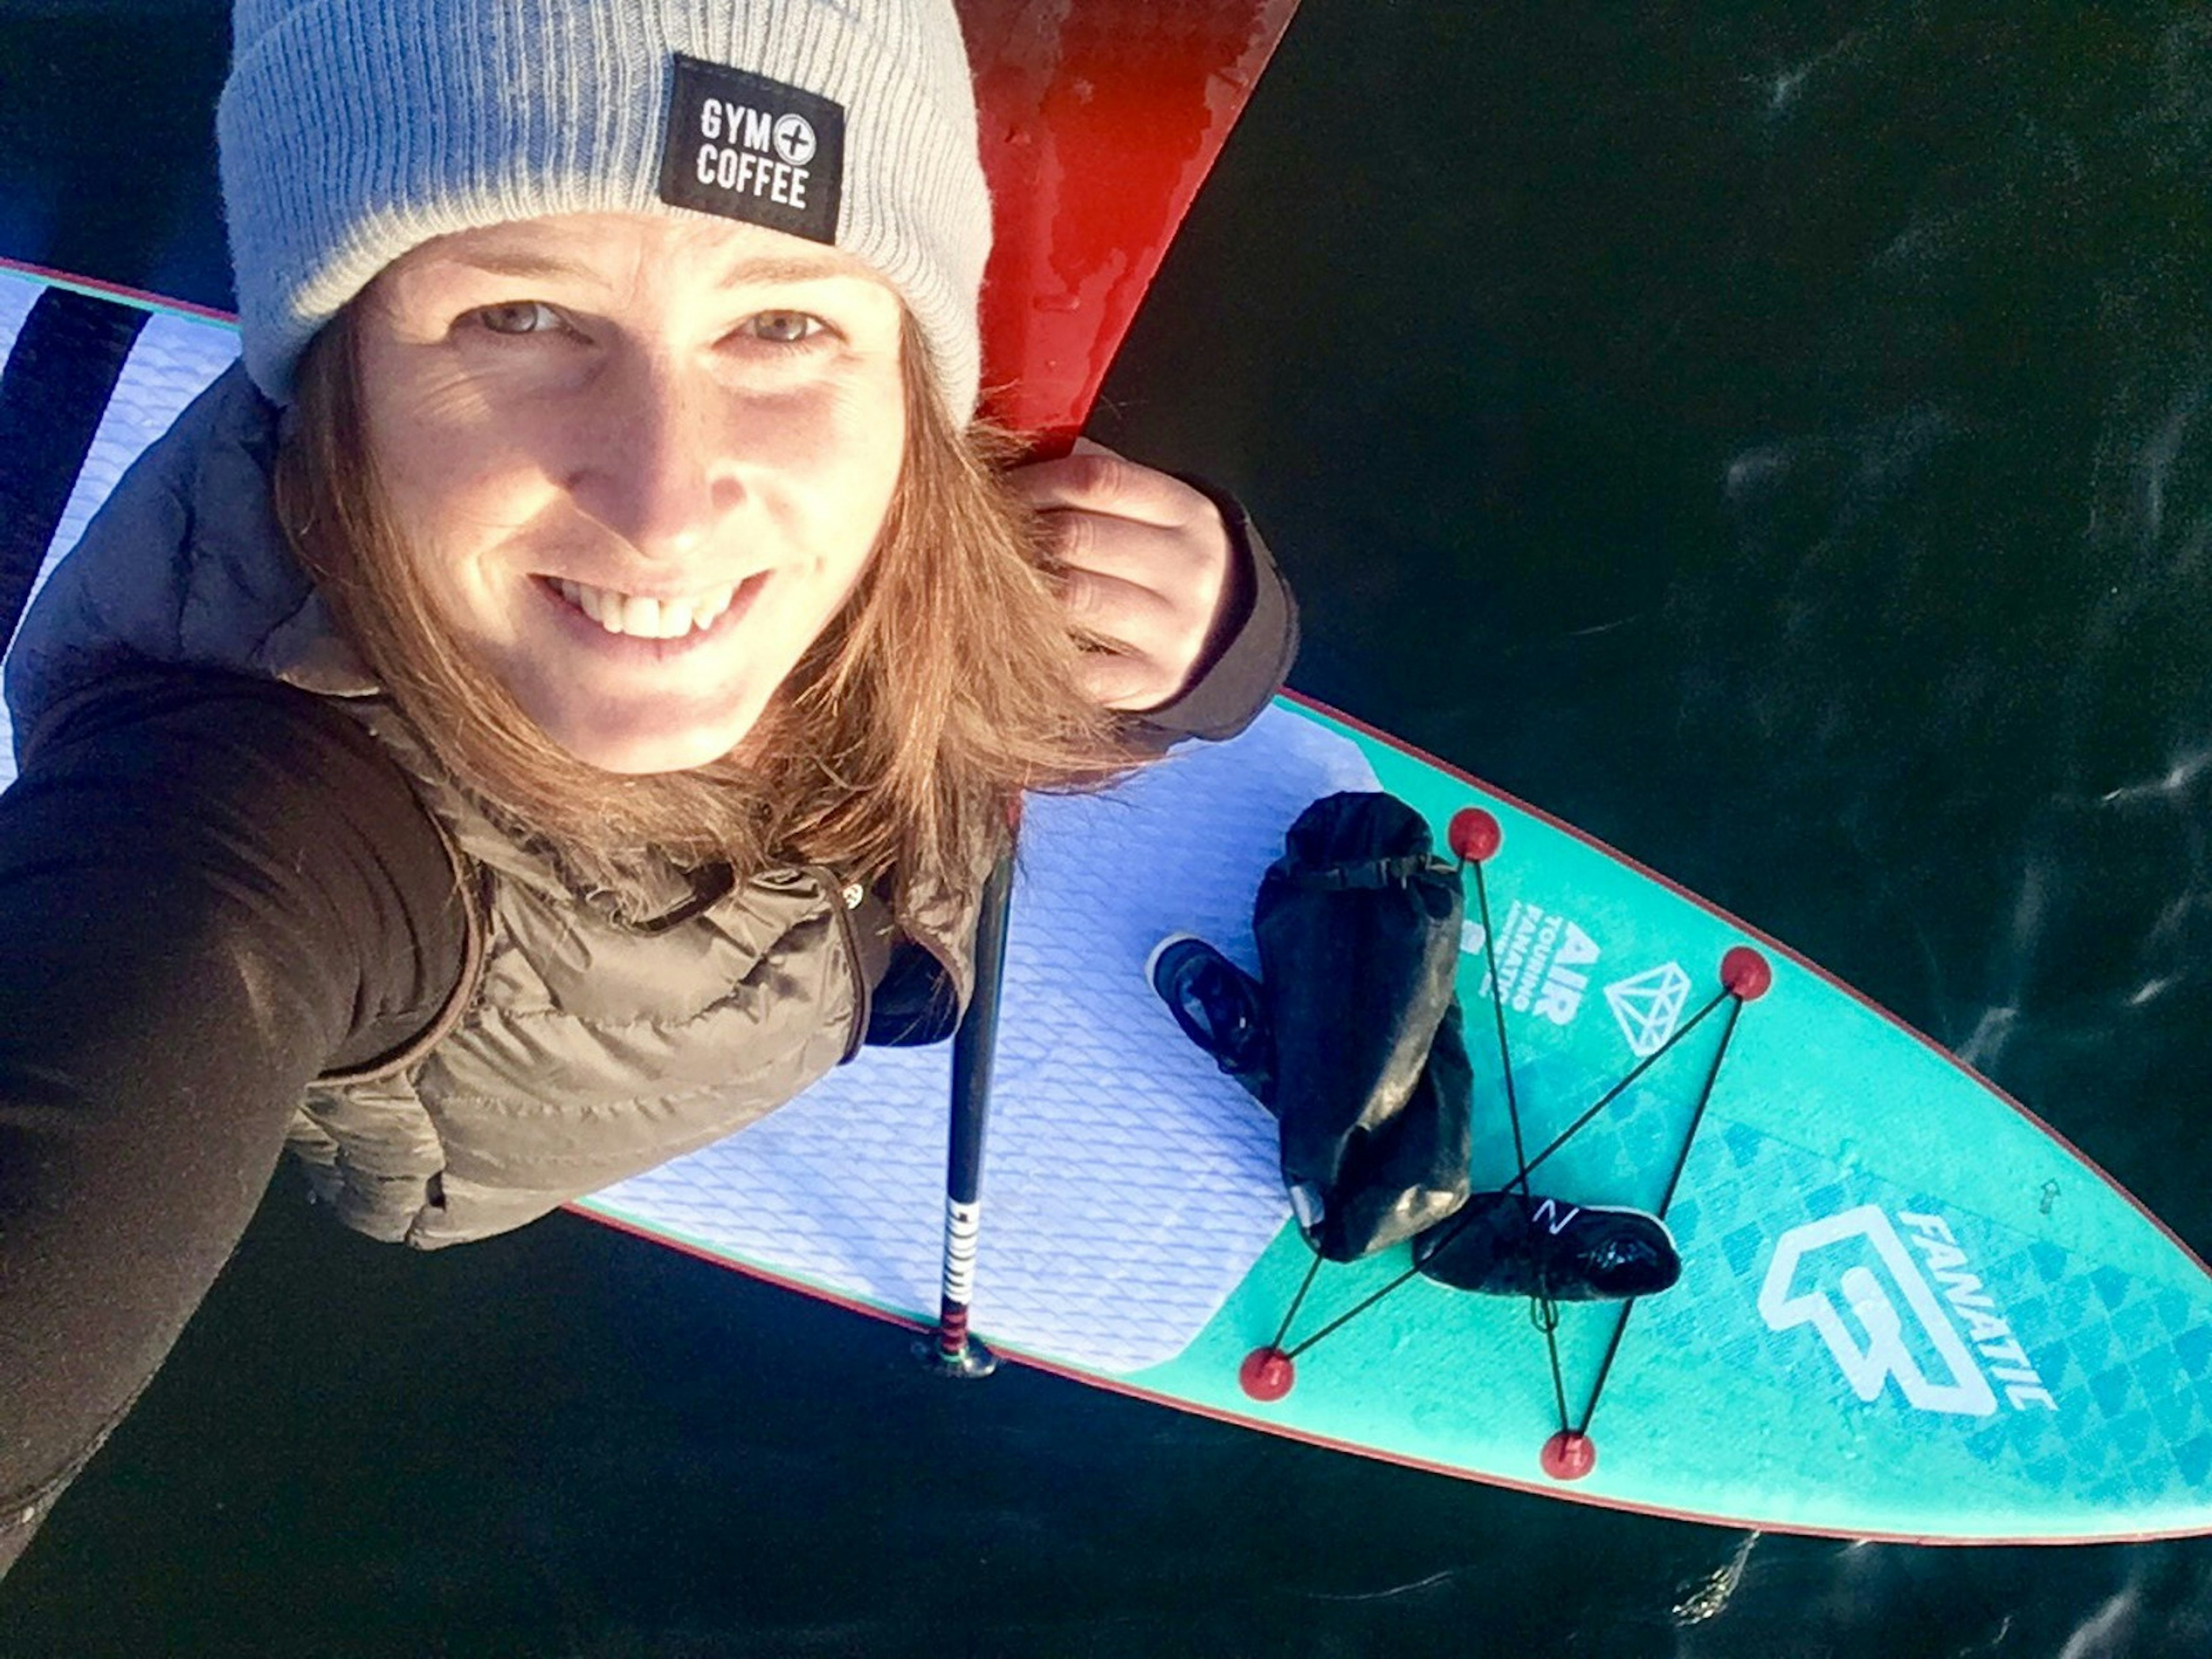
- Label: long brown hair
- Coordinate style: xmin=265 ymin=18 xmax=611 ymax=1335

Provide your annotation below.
xmin=273 ymin=303 xmax=1138 ymax=902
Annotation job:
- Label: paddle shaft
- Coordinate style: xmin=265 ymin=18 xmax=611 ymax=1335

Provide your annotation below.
xmin=930 ymin=847 xmax=1014 ymax=1370
xmin=925 ymin=0 xmax=1301 ymax=1370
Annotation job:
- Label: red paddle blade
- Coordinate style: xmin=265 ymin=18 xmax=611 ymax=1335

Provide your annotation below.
xmin=958 ymin=0 xmax=1301 ymax=453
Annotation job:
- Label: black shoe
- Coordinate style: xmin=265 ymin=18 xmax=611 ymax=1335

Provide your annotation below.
xmin=1413 ymin=1189 xmax=1681 ymax=1301
xmin=1146 ymin=934 xmax=1273 ymax=1105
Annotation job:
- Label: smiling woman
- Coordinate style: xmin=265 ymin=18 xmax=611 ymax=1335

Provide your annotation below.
xmin=0 ymin=0 xmax=1298 ymax=1580
xmin=286 ymin=211 xmax=1119 ymax=882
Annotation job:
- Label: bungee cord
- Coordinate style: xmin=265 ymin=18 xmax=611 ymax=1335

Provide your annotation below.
xmin=1243 ymin=802 xmax=1771 ymax=1475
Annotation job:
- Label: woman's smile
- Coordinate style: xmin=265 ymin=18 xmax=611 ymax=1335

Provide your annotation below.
xmin=548 ymin=574 xmax=749 ymax=639
xmin=536 ymin=570 xmax=770 ymax=649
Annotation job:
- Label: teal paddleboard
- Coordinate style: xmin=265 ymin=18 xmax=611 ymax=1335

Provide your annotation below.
xmin=583 ymin=694 xmax=2212 ymax=1546
xmin=4 ymin=259 xmax=2207 ymax=1546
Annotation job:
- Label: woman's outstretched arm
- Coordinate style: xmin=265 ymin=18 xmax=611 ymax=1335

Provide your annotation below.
xmin=0 ymin=670 xmax=467 ymax=1579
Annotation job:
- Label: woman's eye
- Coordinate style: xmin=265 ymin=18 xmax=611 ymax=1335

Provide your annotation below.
xmin=744 ymin=311 xmax=824 ymax=345
xmin=473 ymin=301 xmax=564 ymax=336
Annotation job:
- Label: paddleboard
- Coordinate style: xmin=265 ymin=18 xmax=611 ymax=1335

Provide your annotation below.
xmin=2 ymin=15 xmax=2207 ymax=1533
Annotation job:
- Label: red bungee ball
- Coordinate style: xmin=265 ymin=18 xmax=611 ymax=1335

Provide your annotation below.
xmin=1721 ymin=945 xmax=1773 ymax=1001
xmin=1540 ymin=1429 xmax=1597 ymax=1481
xmin=1238 ymin=1346 xmax=1296 ymax=1402
xmin=1448 ymin=808 xmax=1502 ymax=863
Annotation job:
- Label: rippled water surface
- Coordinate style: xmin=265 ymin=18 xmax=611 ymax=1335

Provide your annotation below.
xmin=3 ymin=2 xmax=2211 ymax=1653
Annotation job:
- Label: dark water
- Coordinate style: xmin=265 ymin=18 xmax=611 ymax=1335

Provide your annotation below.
xmin=5 ymin=2 xmax=2212 ymax=1653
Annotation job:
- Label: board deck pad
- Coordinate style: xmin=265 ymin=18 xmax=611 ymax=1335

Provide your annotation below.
xmin=5 ymin=262 xmax=2210 ymax=1543
xmin=589 ymin=709 xmax=1374 ymax=1373
xmin=0 ymin=265 xmax=243 ymax=783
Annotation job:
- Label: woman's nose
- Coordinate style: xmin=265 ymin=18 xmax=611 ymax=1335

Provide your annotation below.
xmin=565 ymin=355 xmax=740 ymax=562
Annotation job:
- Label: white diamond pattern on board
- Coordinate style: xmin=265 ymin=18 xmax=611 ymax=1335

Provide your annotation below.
xmin=596 ymin=707 xmax=1382 ymax=1373
xmin=1604 ymin=961 xmax=1693 ymax=1058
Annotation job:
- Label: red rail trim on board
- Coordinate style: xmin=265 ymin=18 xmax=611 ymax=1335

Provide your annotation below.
xmin=0 ymin=256 xmax=237 ymax=325
xmin=1283 ymin=687 xmax=2211 ymax=1281
xmin=569 ymin=1201 xmax=2211 ymax=1547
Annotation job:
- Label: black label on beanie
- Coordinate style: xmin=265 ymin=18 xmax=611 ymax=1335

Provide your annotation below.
xmin=658 ymin=55 xmax=844 ymax=244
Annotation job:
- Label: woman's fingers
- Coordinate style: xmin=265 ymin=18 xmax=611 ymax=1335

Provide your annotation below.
xmin=1043 ymin=514 xmax=1222 ymax=708
xmin=1009 ymin=444 xmax=1213 ymax=528
xmin=1054 ymin=556 xmax=1178 ymax=635
xmin=1055 ymin=562 xmax=1192 ymax=710
xmin=1075 ymin=645 xmax=1179 ymax=712
xmin=1010 ymin=443 xmax=1234 ymax=713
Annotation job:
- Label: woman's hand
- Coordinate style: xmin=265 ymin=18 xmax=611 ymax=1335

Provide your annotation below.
xmin=1009 ymin=442 xmax=1236 ymax=713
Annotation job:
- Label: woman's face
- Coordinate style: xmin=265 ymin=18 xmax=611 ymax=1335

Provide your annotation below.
xmin=355 ymin=211 xmax=908 ymax=774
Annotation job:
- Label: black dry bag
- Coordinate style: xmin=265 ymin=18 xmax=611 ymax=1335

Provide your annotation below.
xmin=1255 ymin=792 xmax=1473 ymax=1261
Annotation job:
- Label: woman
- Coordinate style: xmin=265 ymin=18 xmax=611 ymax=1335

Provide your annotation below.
xmin=0 ymin=0 xmax=1296 ymax=1576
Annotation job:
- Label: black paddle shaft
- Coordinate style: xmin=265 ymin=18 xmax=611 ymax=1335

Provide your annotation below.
xmin=922 ymin=844 xmax=1014 ymax=1374
xmin=946 ymin=846 xmax=1014 ymax=1208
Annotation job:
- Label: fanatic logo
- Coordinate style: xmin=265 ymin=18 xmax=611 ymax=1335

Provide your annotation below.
xmin=1759 ymin=1206 xmax=2058 ymax=1417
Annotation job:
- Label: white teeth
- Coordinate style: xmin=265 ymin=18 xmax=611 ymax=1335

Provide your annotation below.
xmin=555 ymin=579 xmax=740 ymax=639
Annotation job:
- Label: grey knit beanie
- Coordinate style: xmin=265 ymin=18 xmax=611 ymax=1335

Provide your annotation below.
xmin=217 ymin=0 xmax=990 ymax=417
